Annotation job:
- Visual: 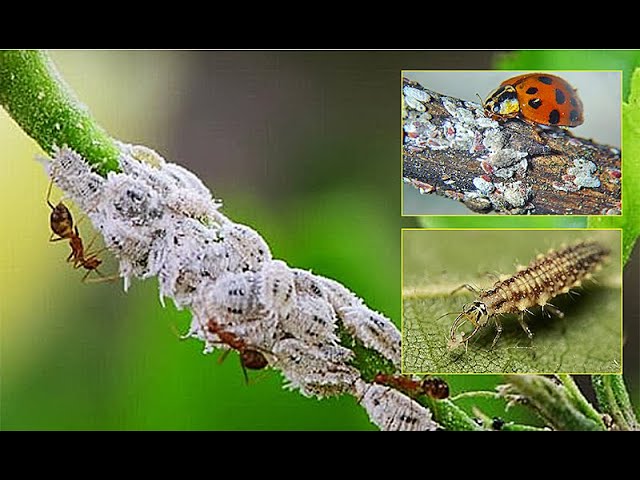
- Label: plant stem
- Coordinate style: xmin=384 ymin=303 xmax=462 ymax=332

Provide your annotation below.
xmin=0 ymin=50 xmax=120 ymax=176
xmin=450 ymin=391 xmax=502 ymax=402
xmin=557 ymin=375 xmax=606 ymax=429
xmin=424 ymin=398 xmax=484 ymax=431
xmin=503 ymin=375 xmax=605 ymax=431
xmin=592 ymin=375 xmax=640 ymax=430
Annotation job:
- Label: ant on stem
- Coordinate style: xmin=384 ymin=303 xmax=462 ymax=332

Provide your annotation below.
xmin=206 ymin=318 xmax=269 ymax=383
xmin=46 ymin=180 xmax=115 ymax=283
xmin=374 ymin=373 xmax=449 ymax=400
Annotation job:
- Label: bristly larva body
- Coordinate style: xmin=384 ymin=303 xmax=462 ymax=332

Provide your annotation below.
xmin=449 ymin=241 xmax=610 ymax=349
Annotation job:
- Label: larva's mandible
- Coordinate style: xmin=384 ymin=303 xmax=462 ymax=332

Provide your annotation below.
xmin=449 ymin=241 xmax=610 ymax=349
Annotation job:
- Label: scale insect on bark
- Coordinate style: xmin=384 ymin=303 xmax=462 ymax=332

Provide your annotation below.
xmin=447 ymin=241 xmax=610 ymax=350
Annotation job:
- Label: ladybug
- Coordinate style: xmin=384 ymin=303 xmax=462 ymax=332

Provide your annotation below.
xmin=484 ymin=73 xmax=584 ymax=127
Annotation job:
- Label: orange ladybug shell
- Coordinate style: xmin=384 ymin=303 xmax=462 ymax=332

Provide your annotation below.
xmin=492 ymin=73 xmax=584 ymax=127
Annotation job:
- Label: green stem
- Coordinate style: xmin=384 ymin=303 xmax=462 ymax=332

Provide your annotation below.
xmin=0 ymin=50 xmax=120 ymax=176
xmin=592 ymin=375 xmax=639 ymax=430
xmin=450 ymin=391 xmax=502 ymax=402
xmin=501 ymin=423 xmax=549 ymax=432
xmin=471 ymin=406 xmax=548 ymax=431
xmin=423 ymin=397 xmax=484 ymax=431
xmin=557 ymin=375 xmax=606 ymax=429
xmin=504 ymin=375 xmax=605 ymax=431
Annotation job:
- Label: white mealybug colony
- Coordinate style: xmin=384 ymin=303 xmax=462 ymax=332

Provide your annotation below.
xmin=355 ymin=380 xmax=439 ymax=431
xmin=45 ymin=144 xmax=431 ymax=431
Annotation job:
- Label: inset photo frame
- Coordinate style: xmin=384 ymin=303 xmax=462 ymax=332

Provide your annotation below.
xmin=402 ymin=71 xmax=622 ymax=216
xmin=401 ymin=229 xmax=622 ymax=374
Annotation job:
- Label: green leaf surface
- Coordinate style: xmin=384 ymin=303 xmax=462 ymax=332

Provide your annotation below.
xmin=589 ymin=68 xmax=640 ymax=265
xmin=402 ymin=230 xmax=621 ymax=374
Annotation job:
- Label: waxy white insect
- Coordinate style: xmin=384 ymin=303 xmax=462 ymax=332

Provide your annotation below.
xmin=47 ymin=146 xmax=431 ymax=430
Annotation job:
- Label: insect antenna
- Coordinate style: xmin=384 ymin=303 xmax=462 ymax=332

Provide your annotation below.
xmin=436 ymin=310 xmax=462 ymax=321
xmin=450 ymin=283 xmax=482 ymax=295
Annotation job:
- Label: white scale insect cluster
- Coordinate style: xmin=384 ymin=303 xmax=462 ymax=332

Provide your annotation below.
xmin=403 ymin=83 xmax=533 ymax=213
xmin=46 ymin=145 xmax=437 ymax=432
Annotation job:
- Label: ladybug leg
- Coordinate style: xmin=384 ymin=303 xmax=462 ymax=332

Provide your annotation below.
xmin=519 ymin=117 xmax=546 ymax=144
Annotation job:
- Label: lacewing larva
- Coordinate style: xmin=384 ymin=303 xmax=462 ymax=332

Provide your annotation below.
xmin=448 ymin=241 xmax=610 ymax=349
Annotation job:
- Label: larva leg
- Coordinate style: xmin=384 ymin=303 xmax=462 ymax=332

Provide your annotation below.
xmin=544 ymin=303 xmax=565 ymax=319
xmin=450 ymin=284 xmax=481 ymax=295
xmin=517 ymin=312 xmax=534 ymax=339
xmin=491 ymin=316 xmax=503 ymax=349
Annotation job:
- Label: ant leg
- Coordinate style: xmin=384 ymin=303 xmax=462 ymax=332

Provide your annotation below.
xmin=517 ymin=312 xmax=534 ymax=339
xmin=239 ymin=357 xmax=249 ymax=385
xmin=83 ymin=232 xmax=100 ymax=253
xmin=82 ymin=234 xmax=111 ymax=259
xmin=450 ymin=284 xmax=481 ymax=295
xmin=46 ymin=179 xmax=56 ymax=209
xmin=217 ymin=349 xmax=231 ymax=365
xmin=82 ymin=267 xmax=120 ymax=283
xmin=74 ymin=215 xmax=87 ymax=229
xmin=49 ymin=234 xmax=68 ymax=243
xmin=491 ymin=317 xmax=503 ymax=349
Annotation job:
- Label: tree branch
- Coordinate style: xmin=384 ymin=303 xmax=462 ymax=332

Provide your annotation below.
xmin=403 ymin=78 xmax=621 ymax=215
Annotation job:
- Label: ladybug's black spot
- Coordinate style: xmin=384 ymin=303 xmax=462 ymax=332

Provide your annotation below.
xmin=528 ymin=98 xmax=542 ymax=109
xmin=570 ymin=110 xmax=580 ymax=123
xmin=538 ymin=76 xmax=554 ymax=85
xmin=526 ymin=86 xmax=538 ymax=94
xmin=555 ymin=88 xmax=566 ymax=104
xmin=549 ymin=109 xmax=560 ymax=124
xmin=570 ymin=97 xmax=578 ymax=107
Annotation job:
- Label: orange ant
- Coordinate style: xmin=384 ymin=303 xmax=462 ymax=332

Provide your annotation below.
xmin=206 ymin=318 xmax=269 ymax=383
xmin=46 ymin=181 xmax=114 ymax=283
xmin=374 ymin=373 xmax=449 ymax=400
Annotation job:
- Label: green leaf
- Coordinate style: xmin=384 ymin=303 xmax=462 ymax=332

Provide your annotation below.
xmin=589 ymin=68 xmax=640 ymax=265
xmin=402 ymin=230 xmax=621 ymax=374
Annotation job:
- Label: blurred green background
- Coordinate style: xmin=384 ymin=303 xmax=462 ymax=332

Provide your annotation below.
xmin=1 ymin=50 xmax=637 ymax=430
